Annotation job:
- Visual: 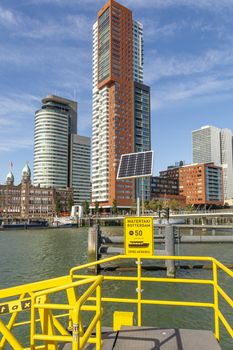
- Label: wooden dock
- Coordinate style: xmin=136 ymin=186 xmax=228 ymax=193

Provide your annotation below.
xmin=59 ymin=326 xmax=222 ymax=350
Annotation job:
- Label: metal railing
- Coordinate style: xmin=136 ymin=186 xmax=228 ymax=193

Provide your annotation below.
xmin=70 ymin=255 xmax=233 ymax=342
xmin=0 ymin=276 xmax=103 ymax=350
xmin=31 ymin=276 xmax=103 ymax=350
xmin=0 ymin=255 xmax=232 ymax=349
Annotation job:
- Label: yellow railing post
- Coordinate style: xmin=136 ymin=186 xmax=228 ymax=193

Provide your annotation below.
xmin=0 ymin=319 xmax=23 ymax=350
xmin=96 ymin=284 xmax=102 ymax=350
xmin=72 ymin=301 xmax=81 ymax=350
xmin=0 ymin=293 xmax=26 ymax=349
xmin=137 ymin=257 xmax=142 ymax=327
xmin=46 ymin=308 xmax=58 ymax=350
xmin=30 ymin=295 xmax=36 ymax=350
xmin=213 ymin=260 xmax=220 ymax=341
xmin=66 ymin=284 xmax=78 ymax=332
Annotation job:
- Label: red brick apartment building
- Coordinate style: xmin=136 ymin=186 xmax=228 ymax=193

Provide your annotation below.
xmin=158 ymin=163 xmax=224 ymax=206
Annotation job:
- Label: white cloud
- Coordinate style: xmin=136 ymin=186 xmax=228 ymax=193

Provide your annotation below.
xmin=20 ymin=0 xmax=233 ymax=10
xmin=17 ymin=14 xmax=92 ymax=41
xmin=151 ymin=75 xmax=233 ymax=110
xmin=142 ymin=20 xmax=179 ymax=39
xmin=0 ymin=94 xmax=39 ymax=118
xmin=0 ymin=118 xmax=18 ymax=126
xmin=141 ymin=18 xmax=222 ymax=41
xmin=0 ymin=138 xmax=33 ymax=152
xmin=124 ymin=0 xmax=233 ymax=11
xmin=16 ymin=0 xmax=98 ymax=5
xmin=0 ymin=47 xmax=37 ymax=65
xmin=144 ymin=49 xmax=233 ymax=83
xmin=0 ymin=6 xmax=17 ymax=26
xmin=0 ymin=5 xmax=93 ymax=42
xmin=0 ymin=94 xmax=38 ymax=153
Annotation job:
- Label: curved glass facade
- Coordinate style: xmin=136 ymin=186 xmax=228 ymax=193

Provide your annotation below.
xmin=34 ymin=100 xmax=69 ymax=188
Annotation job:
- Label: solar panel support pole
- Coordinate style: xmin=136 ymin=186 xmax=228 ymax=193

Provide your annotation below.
xmin=142 ymin=178 xmax=144 ymax=216
xmin=136 ymin=197 xmax=140 ymax=216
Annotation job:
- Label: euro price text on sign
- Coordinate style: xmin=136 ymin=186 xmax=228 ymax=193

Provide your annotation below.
xmin=124 ymin=217 xmax=154 ymax=256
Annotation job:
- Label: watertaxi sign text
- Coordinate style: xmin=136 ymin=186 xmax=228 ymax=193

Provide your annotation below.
xmin=124 ymin=217 xmax=154 ymax=256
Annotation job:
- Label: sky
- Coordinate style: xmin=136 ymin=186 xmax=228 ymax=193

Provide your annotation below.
xmin=1 ymin=0 xmax=233 ymax=184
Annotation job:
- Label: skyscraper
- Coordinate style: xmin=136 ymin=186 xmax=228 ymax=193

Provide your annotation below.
xmin=92 ymin=0 xmax=151 ymax=209
xmin=134 ymin=82 xmax=151 ymax=201
xmin=192 ymin=125 xmax=233 ymax=200
xmin=34 ymin=95 xmax=91 ymax=205
xmin=70 ymin=134 xmax=91 ymax=204
xmin=34 ymin=95 xmax=77 ymax=189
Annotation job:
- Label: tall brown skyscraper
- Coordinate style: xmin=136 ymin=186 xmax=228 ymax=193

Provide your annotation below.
xmin=92 ymin=0 xmax=151 ymax=209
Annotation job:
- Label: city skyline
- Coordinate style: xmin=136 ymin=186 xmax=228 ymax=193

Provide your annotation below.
xmin=1 ymin=0 xmax=233 ymax=183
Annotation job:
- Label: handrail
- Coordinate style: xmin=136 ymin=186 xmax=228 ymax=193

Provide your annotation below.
xmin=0 ymin=254 xmax=232 ymax=349
xmin=0 ymin=275 xmax=71 ymax=299
xmin=70 ymin=254 xmax=233 ymax=342
xmin=30 ymin=276 xmax=103 ymax=350
xmin=72 ymin=276 xmax=103 ymax=350
xmin=70 ymin=255 xmax=120 ymax=276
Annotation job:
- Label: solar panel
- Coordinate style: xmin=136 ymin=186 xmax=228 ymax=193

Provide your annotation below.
xmin=117 ymin=151 xmax=154 ymax=179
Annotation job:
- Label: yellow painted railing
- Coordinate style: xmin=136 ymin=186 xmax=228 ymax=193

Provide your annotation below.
xmin=0 ymin=275 xmax=103 ymax=350
xmin=0 ymin=255 xmax=232 ymax=349
xmin=30 ymin=276 xmax=103 ymax=350
xmin=70 ymin=255 xmax=233 ymax=342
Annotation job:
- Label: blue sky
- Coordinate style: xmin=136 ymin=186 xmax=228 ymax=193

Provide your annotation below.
xmin=1 ymin=0 xmax=233 ymax=184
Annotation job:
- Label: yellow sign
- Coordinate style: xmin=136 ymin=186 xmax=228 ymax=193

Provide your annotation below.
xmin=124 ymin=217 xmax=154 ymax=256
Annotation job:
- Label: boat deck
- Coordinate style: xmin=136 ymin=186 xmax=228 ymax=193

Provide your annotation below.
xmin=59 ymin=326 xmax=222 ymax=350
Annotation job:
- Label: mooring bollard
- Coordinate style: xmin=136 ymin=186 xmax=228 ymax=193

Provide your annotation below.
xmin=165 ymin=225 xmax=175 ymax=278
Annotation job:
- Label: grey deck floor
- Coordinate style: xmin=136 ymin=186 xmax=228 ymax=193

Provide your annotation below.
xmin=59 ymin=326 xmax=222 ymax=350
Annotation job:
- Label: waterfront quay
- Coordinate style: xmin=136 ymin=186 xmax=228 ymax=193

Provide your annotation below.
xmin=79 ymin=209 xmax=233 ymax=229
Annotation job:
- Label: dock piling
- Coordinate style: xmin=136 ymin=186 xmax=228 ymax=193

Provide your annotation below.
xmin=165 ymin=225 xmax=175 ymax=278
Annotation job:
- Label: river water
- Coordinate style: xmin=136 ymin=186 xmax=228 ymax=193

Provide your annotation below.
xmin=0 ymin=227 xmax=232 ymax=350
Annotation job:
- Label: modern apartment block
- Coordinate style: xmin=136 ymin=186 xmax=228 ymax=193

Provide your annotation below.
xmin=92 ymin=0 xmax=151 ymax=209
xmin=70 ymin=135 xmax=91 ymax=204
xmin=34 ymin=95 xmax=90 ymax=206
xmin=159 ymin=162 xmax=223 ymax=206
xmin=150 ymin=176 xmax=186 ymax=206
xmin=151 ymin=176 xmax=179 ymax=197
xmin=192 ymin=125 xmax=233 ymax=201
xmin=134 ymin=82 xmax=151 ymax=201
xmin=179 ymin=163 xmax=223 ymax=206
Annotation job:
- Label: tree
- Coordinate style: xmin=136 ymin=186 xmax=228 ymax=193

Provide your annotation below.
xmin=144 ymin=201 xmax=150 ymax=211
xmin=68 ymin=195 xmax=74 ymax=213
xmin=82 ymin=201 xmax=90 ymax=215
xmin=168 ymin=199 xmax=180 ymax=211
xmin=131 ymin=199 xmax=137 ymax=214
xmin=55 ymin=193 xmax=62 ymax=215
xmin=185 ymin=204 xmax=194 ymax=212
xmin=94 ymin=201 xmax=100 ymax=215
xmin=112 ymin=199 xmax=118 ymax=215
xmin=148 ymin=199 xmax=163 ymax=212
